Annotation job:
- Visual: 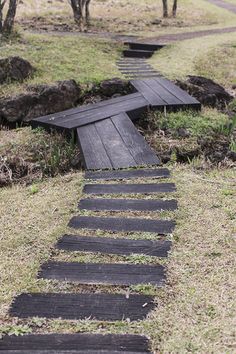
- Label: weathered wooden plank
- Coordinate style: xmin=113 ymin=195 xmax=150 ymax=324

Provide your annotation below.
xmin=56 ymin=235 xmax=172 ymax=257
xmin=0 ymin=333 xmax=151 ymax=353
xmin=32 ymin=92 xmax=141 ymax=126
xmin=77 ymin=124 xmax=113 ymax=170
xmin=131 ymin=80 xmax=167 ymax=106
xmin=154 ymin=77 xmax=200 ymax=106
xmin=111 ymin=113 xmax=160 ymax=165
xmin=94 ymin=118 xmax=137 ymax=169
xmin=68 ymin=216 xmax=175 ymax=234
xmin=125 ymin=42 xmax=165 ymax=51
xmin=10 ymin=293 xmax=154 ymax=321
xmin=53 ymin=95 xmax=149 ymax=130
xmin=79 ymin=198 xmax=177 ymax=212
xmin=143 ymin=79 xmax=183 ymax=105
xmin=85 ymin=168 xmax=170 ymax=180
xmin=0 ymin=351 xmax=149 ymax=354
xmin=39 ymin=262 xmax=166 ymax=286
xmin=83 ymin=183 xmax=176 ymax=195
xmin=123 ymin=50 xmax=154 ymax=58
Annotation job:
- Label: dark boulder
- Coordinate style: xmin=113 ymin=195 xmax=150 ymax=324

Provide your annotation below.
xmin=93 ymin=78 xmax=132 ymax=97
xmin=0 ymin=56 xmax=35 ymax=84
xmin=176 ymin=76 xmax=233 ymax=109
xmin=0 ymin=80 xmax=81 ymax=123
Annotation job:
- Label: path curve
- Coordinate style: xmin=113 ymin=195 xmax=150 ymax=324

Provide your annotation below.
xmin=206 ymin=0 xmax=236 ymax=14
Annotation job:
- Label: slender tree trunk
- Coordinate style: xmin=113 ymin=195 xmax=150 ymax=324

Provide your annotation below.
xmin=70 ymin=0 xmax=82 ymax=25
xmin=85 ymin=0 xmax=91 ymax=25
xmin=70 ymin=0 xmax=91 ymax=30
xmin=162 ymin=0 xmax=168 ymax=18
xmin=172 ymin=0 xmax=178 ymax=17
xmin=2 ymin=0 xmax=17 ymax=34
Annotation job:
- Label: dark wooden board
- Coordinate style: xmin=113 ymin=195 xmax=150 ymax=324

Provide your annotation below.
xmin=39 ymin=262 xmax=166 ymax=286
xmin=0 ymin=333 xmax=151 ymax=352
xmin=85 ymin=168 xmax=170 ymax=180
xmin=68 ymin=216 xmax=175 ymax=234
xmin=123 ymin=50 xmax=154 ymax=58
xmin=32 ymin=92 xmax=141 ymax=127
xmin=0 ymin=351 xmax=151 ymax=354
xmin=57 ymin=235 xmax=172 ymax=257
xmin=131 ymin=80 xmax=167 ymax=106
xmin=77 ymin=113 xmax=159 ymax=170
xmin=83 ymin=183 xmax=176 ymax=195
xmin=125 ymin=42 xmax=165 ymax=51
xmin=79 ymin=198 xmax=177 ymax=212
xmin=51 ymin=95 xmax=149 ymax=130
xmin=10 ymin=293 xmax=154 ymax=321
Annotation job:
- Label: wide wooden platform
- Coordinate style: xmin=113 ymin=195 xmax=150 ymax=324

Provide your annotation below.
xmin=32 ymin=77 xmax=200 ymax=170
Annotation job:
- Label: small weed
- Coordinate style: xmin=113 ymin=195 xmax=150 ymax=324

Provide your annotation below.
xmin=29 ymin=184 xmax=39 ymax=195
xmin=222 ymin=189 xmax=235 ymax=196
xmin=0 ymin=325 xmax=32 ymax=338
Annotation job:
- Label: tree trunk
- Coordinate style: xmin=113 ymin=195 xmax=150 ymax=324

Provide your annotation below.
xmin=85 ymin=0 xmax=91 ymax=25
xmin=70 ymin=0 xmax=92 ymax=29
xmin=2 ymin=0 xmax=17 ymax=34
xmin=162 ymin=0 xmax=168 ymax=18
xmin=172 ymin=0 xmax=178 ymax=17
xmin=70 ymin=0 xmax=82 ymax=25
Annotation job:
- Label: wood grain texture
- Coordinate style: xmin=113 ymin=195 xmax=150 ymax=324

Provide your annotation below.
xmin=56 ymin=235 xmax=172 ymax=257
xmin=79 ymin=198 xmax=177 ymax=212
xmin=0 ymin=333 xmax=151 ymax=352
xmin=85 ymin=168 xmax=170 ymax=180
xmin=68 ymin=216 xmax=175 ymax=234
xmin=83 ymin=183 xmax=176 ymax=195
xmin=39 ymin=262 xmax=166 ymax=286
xmin=10 ymin=293 xmax=155 ymax=321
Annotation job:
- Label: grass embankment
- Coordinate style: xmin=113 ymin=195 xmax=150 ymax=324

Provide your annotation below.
xmin=0 ymin=33 xmax=122 ymax=98
xmin=0 ymin=166 xmax=235 ymax=353
xmin=150 ymin=33 xmax=236 ymax=89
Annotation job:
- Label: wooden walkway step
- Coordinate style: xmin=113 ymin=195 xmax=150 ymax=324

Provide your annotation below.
xmin=123 ymin=49 xmax=154 ymax=58
xmin=68 ymin=216 xmax=175 ymax=234
xmin=83 ymin=183 xmax=176 ymax=195
xmin=56 ymin=235 xmax=172 ymax=257
xmin=39 ymin=262 xmax=166 ymax=286
xmin=10 ymin=293 xmax=154 ymax=321
xmin=85 ymin=168 xmax=170 ymax=180
xmin=79 ymin=198 xmax=178 ymax=211
xmin=0 ymin=333 xmax=151 ymax=353
xmin=77 ymin=113 xmax=160 ymax=170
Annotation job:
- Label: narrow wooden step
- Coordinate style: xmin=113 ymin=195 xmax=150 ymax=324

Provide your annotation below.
xmin=123 ymin=49 xmax=154 ymax=59
xmin=85 ymin=168 xmax=170 ymax=180
xmin=0 ymin=333 xmax=151 ymax=353
xmin=83 ymin=183 xmax=176 ymax=195
xmin=124 ymin=42 xmax=165 ymax=51
xmin=68 ymin=216 xmax=175 ymax=234
xmin=39 ymin=262 xmax=166 ymax=286
xmin=10 ymin=293 xmax=155 ymax=321
xmin=56 ymin=235 xmax=172 ymax=257
xmin=79 ymin=198 xmax=178 ymax=212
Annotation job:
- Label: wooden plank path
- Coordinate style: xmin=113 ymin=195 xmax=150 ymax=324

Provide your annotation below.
xmin=57 ymin=235 xmax=172 ymax=257
xmin=85 ymin=168 xmax=170 ymax=180
xmin=0 ymin=333 xmax=151 ymax=353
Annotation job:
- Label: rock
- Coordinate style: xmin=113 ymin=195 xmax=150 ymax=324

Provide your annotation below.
xmin=94 ymin=78 xmax=131 ymax=97
xmin=176 ymin=76 xmax=233 ymax=109
xmin=176 ymin=128 xmax=190 ymax=138
xmin=0 ymin=56 xmax=34 ymax=84
xmin=232 ymin=84 xmax=236 ymax=90
xmin=151 ymin=19 xmax=162 ymax=25
xmin=0 ymin=80 xmax=81 ymax=123
xmin=227 ymin=151 xmax=236 ymax=162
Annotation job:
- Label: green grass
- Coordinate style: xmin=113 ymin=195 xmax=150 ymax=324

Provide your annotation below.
xmin=150 ymin=33 xmax=236 ymax=88
xmin=0 ymin=33 xmax=123 ymax=97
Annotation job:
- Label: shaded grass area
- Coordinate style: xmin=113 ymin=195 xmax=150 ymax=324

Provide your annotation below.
xmin=150 ymin=33 xmax=236 ymax=88
xmin=0 ymin=166 xmax=235 ymax=353
xmin=0 ymin=33 xmax=122 ymax=97
xmin=0 ymin=127 xmax=80 ymax=186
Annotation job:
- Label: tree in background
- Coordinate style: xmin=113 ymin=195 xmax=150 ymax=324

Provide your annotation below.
xmin=162 ymin=0 xmax=178 ymax=18
xmin=0 ymin=0 xmax=18 ymax=35
xmin=70 ymin=0 xmax=92 ymax=30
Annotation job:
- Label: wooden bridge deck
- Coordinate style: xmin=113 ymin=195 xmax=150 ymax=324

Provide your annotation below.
xmin=32 ymin=77 xmax=200 ymax=170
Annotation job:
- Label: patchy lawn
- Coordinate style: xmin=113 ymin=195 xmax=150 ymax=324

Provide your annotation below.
xmin=0 ymin=33 xmax=122 ymax=98
xmin=150 ymin=33 xmax=236 ymax=89
xmin=0 ymin=165 xmax=235 ymax=354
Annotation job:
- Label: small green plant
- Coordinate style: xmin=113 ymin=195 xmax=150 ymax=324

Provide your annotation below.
xmin=29 ymin=184 xmax=39 ymax=195
xmin=0 ymin=325 xmax=32 ymax=337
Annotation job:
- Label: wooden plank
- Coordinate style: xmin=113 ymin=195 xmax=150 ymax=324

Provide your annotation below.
xmin=143 ymin=79 xmax=183 ymax=105
xmin=85 ymin=168 xmax=170 ymax=180
xmin=56 ymin=235 xmax=172 ymax=257
xmin=68 ymin=216 xmax=175 ymax=234
xmin=111 ymin=113 xmax=160 ymax=165
xmin=95 ymin=118 xmax=137 ymax=169
xmin=131 ymin=80 xmax=167 ymax=106
xmin=154 ymin=77 xmax=200 ymax=106
xmin=79 ymin=198 xmax=177 ymax=212
xmin=83 ymin=183 xmax=176 ymax=195
xmin=39 ymin=262 xmax=166 ymax=286
xmin=52 ymin=95 xmax=149 ymax=130
xmin=0 ymin=333 xmax=151 ymax=353
xmin=10 ymin=293 xmax=154 ymax=321
xmin=76 ymin=124 xmax=113 ymax=170
xmin=32 ymin=92 xmax=141 ymax=126
xmin=123 ymin=50 xmax=154 ymax=58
